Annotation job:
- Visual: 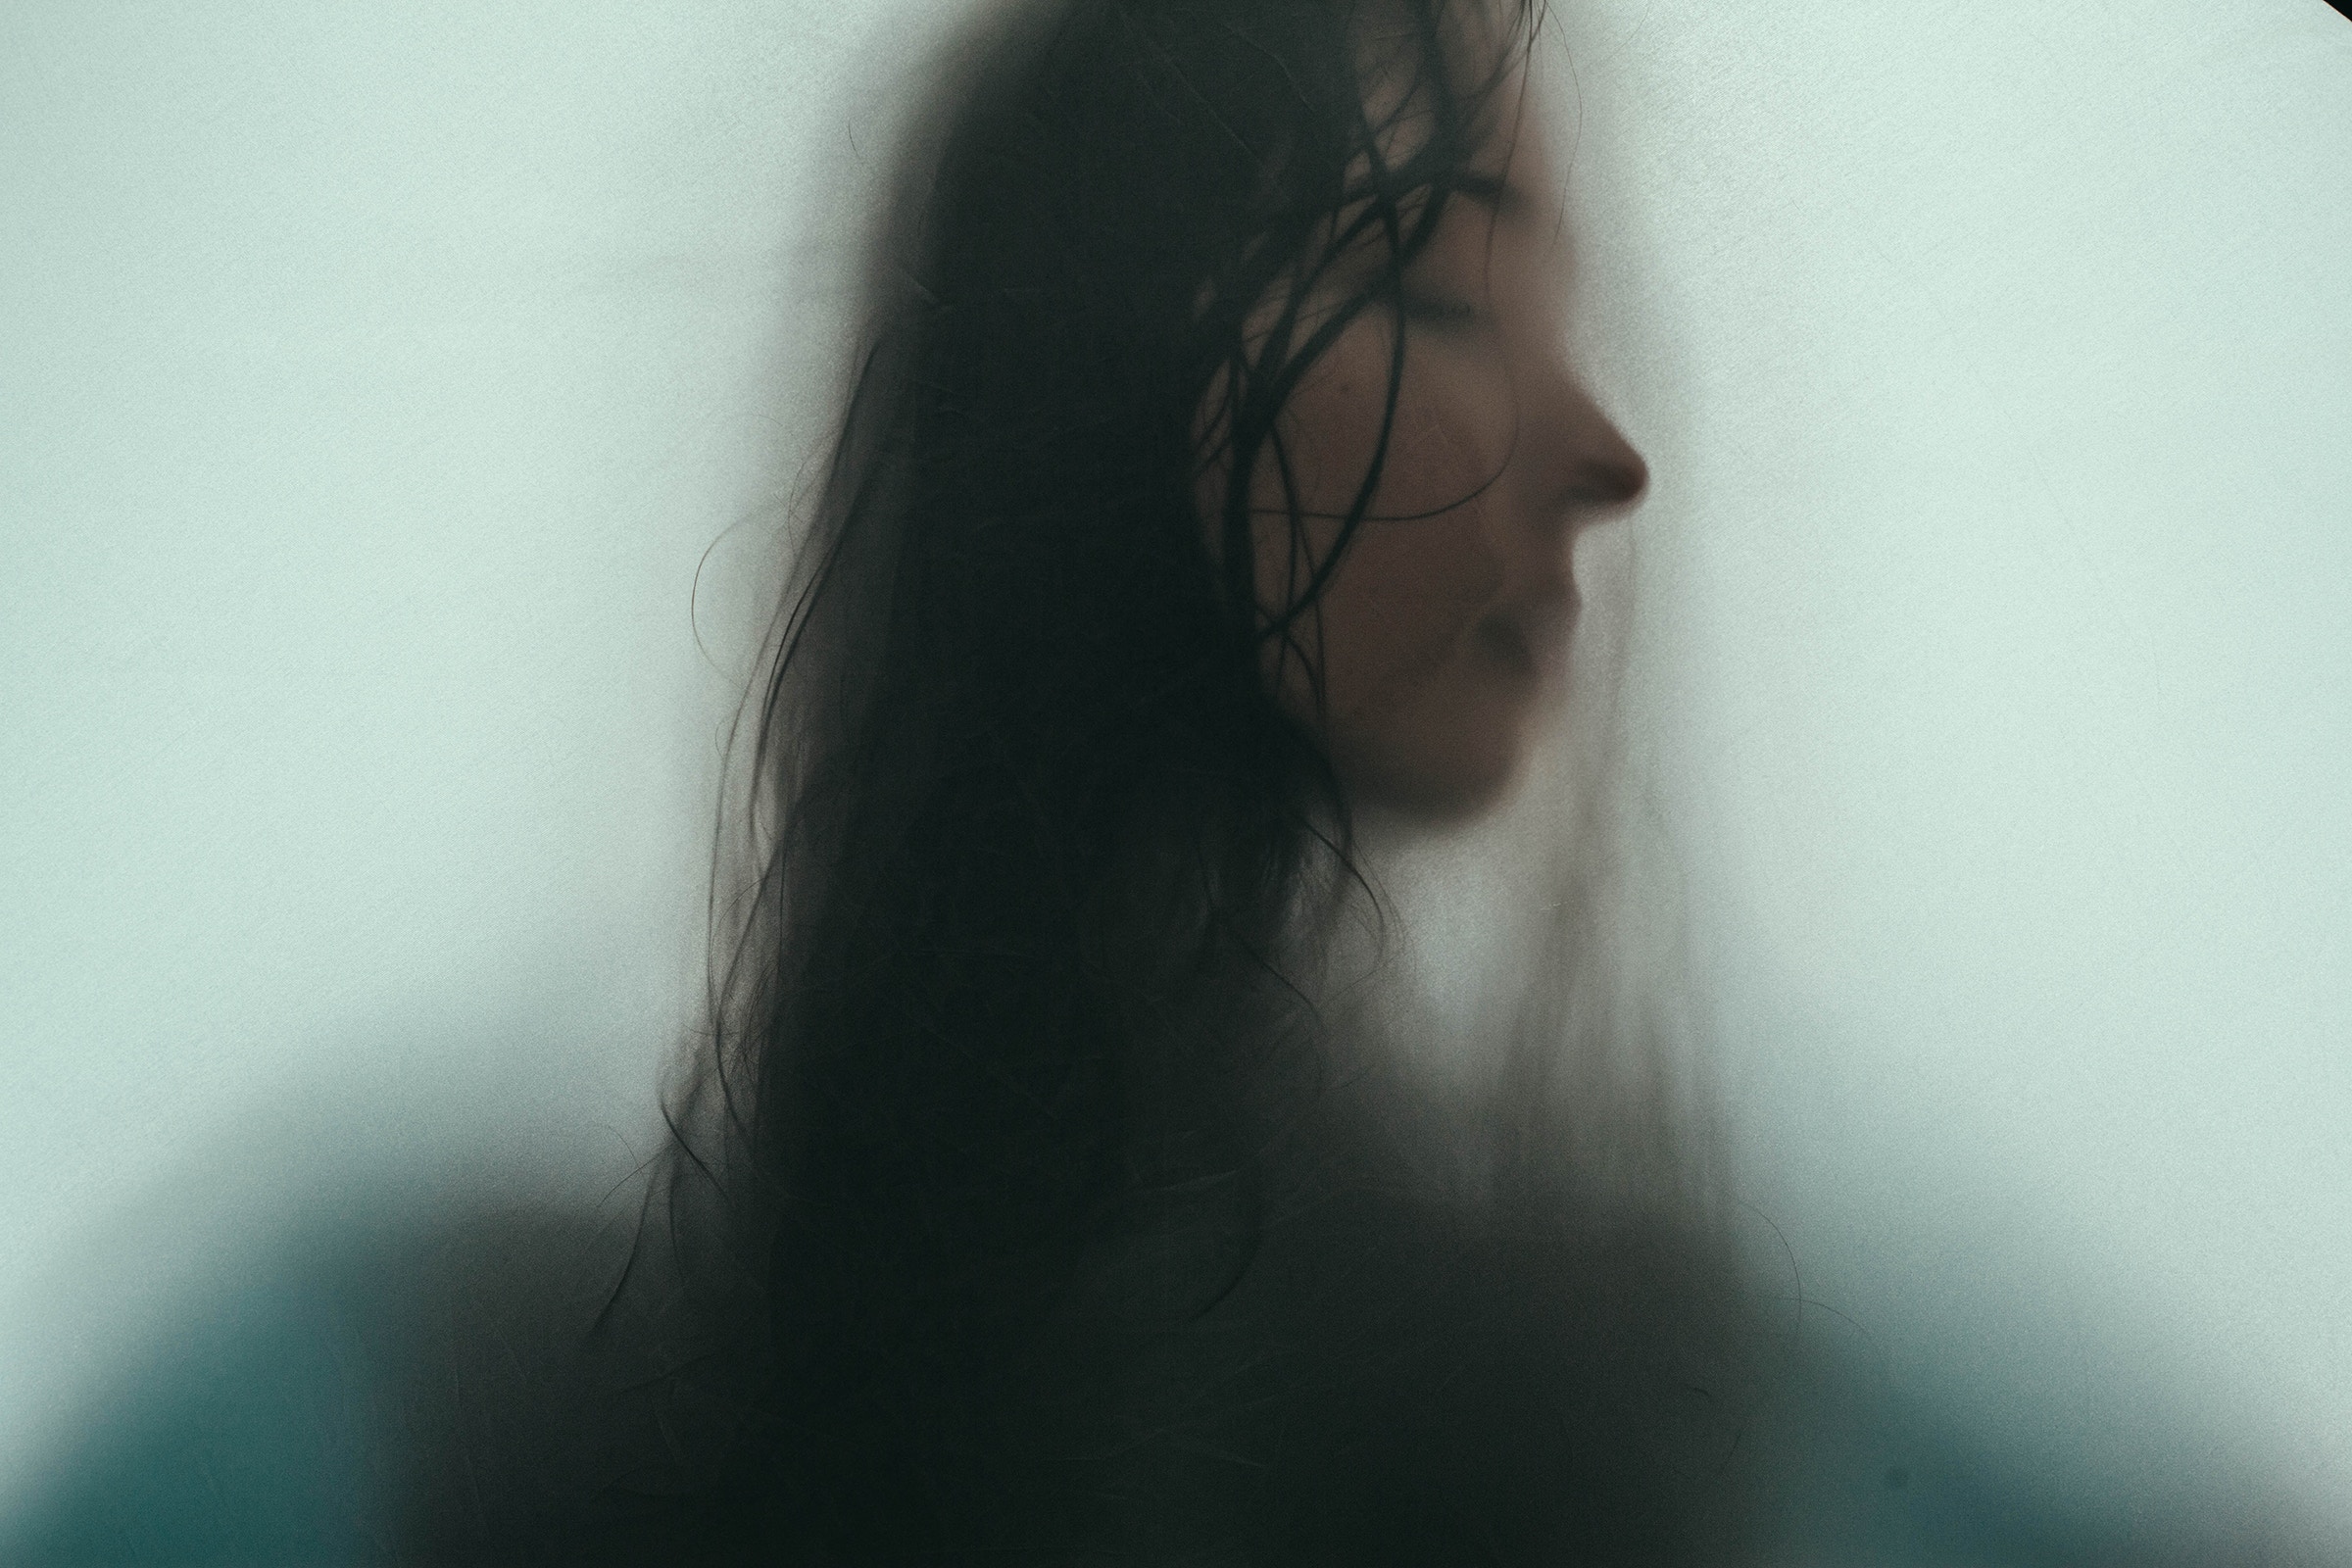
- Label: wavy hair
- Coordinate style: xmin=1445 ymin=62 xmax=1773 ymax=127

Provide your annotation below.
xmin=564 ymin=0 xmax=1764 ymax=1560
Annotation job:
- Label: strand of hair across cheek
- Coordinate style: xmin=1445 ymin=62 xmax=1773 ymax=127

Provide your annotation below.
xmin=1211 ymin=22 xmax=1497 ymax=723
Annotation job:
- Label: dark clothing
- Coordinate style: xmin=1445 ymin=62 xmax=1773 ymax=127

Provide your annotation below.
xmin=0 ymin=1201 xmax=2330 ymax=1565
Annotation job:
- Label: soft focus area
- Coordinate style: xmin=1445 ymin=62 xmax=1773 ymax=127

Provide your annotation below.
xmin=3 ymin=0 xmax=2347 ymax=1542
xmin=1554 ymin=0 xmax=2352 ymax=1533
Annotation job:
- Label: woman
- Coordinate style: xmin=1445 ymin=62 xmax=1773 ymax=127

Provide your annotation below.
xmin=442 ymin=0 xmax=1770 ymax=1561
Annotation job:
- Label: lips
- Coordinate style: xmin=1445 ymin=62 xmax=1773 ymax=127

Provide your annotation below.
xmin=1479 ymin=596 xmax=1575 ymax=680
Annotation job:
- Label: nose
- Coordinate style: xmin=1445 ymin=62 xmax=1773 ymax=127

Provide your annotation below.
xmin=1514 ymin=348 xmax=1647 ymax=541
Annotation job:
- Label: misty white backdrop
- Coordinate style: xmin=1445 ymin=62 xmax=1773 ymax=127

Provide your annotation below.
xmin=3 ymin=0 xmax=2347 ymax=1541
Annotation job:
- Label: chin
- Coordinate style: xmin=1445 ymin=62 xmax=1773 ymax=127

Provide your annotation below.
xmin=1326 ymin=686 xmax=1543 ymax=825
xmin=1352 ymin=746 xmax=1526 ymax=826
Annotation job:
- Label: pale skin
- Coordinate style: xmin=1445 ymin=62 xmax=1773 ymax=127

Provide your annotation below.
xmin=1203 ymin=75 xmax=1648 ymax=822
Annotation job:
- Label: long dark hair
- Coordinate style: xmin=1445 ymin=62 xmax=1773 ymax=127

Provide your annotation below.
xmin=572 ymin=0 xmax=1763 ymax=1560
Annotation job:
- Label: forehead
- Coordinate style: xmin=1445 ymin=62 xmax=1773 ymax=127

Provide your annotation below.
xmin=1355 ymin=51 xmax=1563 ymax=230
xmin=1386 ymin=110 xmax=1568 ymax=280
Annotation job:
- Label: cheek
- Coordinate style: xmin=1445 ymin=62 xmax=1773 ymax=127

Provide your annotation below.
xmin=1254 ymin=340 xmax=1542 ymax=811
xmin=1314 ymin=513 xmax=1502 ymax=724
xmin=1208 ymin=306 xmax=1543 ymax=813
xmin=1310 ymin=517 xmax=1535 ymax=816
xmin=1273 ymin=338 xmax=1509 ymax=694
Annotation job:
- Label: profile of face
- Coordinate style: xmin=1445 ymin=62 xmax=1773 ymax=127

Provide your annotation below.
xmin=1207 ymin=80 xmax=1648 ymax=823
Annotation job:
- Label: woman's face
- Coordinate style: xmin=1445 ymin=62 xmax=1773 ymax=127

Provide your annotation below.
xmin=1208 ymin=88 xmax=1648 ymax=822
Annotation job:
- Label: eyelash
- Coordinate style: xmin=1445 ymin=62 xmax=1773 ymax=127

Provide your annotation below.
xmin=1397 ymin=290 xmax=1483 ymax=331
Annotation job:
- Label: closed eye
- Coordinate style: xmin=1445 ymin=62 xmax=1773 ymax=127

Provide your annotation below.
xmin=1398 ymin=289 xmax=1483 ymax=331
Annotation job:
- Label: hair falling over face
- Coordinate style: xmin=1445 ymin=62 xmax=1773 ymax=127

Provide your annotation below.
xmin=415 ymin=1 xmax=1776 ymax=1561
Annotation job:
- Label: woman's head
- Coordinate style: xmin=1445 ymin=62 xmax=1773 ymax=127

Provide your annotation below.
xmin=1205 ymin=72 xmax=1649 ymax=820
xmin=816 ymin=0 xmax=1639 ymax=860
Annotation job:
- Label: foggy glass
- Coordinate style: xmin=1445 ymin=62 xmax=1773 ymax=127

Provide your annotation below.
xmin=3 ymin=0 xmax=2346 ymax=1554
